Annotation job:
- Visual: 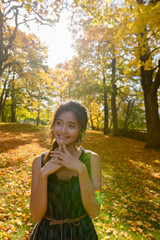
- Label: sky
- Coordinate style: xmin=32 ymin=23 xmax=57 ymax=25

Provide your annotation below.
xmin=29 ymin=12 xmax=75 ymax=69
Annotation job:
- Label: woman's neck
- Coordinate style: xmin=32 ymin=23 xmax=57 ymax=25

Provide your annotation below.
xmin=66 ymin=144 xmax=78 ymax=155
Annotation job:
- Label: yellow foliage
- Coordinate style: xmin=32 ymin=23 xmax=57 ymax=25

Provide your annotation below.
xmin=144 ymin=59 xmax=153 ymax=71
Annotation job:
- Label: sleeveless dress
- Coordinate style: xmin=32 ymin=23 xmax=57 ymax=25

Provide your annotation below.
xmin=30 ymin=148 xmax=98 ymax=240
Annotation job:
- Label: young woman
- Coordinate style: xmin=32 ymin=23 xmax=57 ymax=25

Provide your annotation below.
xmin=30 ymin=101 xmax=102 ymax=240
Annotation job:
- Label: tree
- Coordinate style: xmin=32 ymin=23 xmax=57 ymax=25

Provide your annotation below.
xmin=0 ymin=0 xmax=67 ymax=122
xmin=71 ymin=0 xmax=160 ymax=148
xmin=119 ymin=0 xmax=160 ymax=148
xmin=0 ymin=28 xmax=57 ymax=123
xmin=53 ymin=61 xmax=74 ymax=101
xmin=70 ymin=2 xmax=127 ymax=135
xmin=0 ymin=0 xmax=65 ymax=79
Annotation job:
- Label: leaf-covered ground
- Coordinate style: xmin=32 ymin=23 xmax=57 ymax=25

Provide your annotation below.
xmin=0 ymin=123 xmax=160 ymax=240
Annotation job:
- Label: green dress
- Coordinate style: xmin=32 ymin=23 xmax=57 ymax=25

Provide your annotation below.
xmin=30 ymin=148 xmax=98 ymax=240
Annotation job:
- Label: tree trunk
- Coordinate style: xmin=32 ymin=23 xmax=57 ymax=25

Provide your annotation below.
xmin=123 ymin=100 xmax=131 ymax=130
xmin=0 ymin=80 xmax=10 ymax=121
xmin=111 ymin=57 xmax=118 ymax=135
xmin=89 ymin=110 xmax=95 ymax=130
xmin=123 ymin=99 xmax=135 ymax=130
xmin=1 ymin=106 xmax=5 ymax=122
xmin=11 ymin=74 xmax=16 ymax=122
xmin=11 ymin=103 xmax=16 ymax=122
xmin=36 ymin=109 xmax=40 ymax=126
xmin=103 ymin=76 xmax=109 ymax=135
xmin=141 ymin=66 xmax=160 ymax=148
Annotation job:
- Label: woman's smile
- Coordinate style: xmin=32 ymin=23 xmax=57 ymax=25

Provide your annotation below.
xmin=58 ymin=135 xmax=69 ymax=140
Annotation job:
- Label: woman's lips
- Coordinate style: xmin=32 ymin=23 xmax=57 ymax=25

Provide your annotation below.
xmin=58 ymin=135 xmax=69 ymax=140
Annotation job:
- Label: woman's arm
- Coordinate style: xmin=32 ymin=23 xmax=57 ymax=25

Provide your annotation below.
xmin=30 ymin=155 xmax=62 ymax=222
xmin=78 ymin=152 xmax=102 ymax=219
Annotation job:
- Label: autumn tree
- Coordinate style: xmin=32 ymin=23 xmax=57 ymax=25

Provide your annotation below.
xmin=52 ymin=61 xmax=74 ymax=102
xmin=0 ymin=28 xmax=56 ymax=122
xmin=70 ymin=0 xmax=160 ymax=148
xmin=69 ymin=1 xmax=130 ymax=135
xmin=0 ymin=0 xmax=67 ymax=122
xmin=69 ymin=15 xmax=110 ymax=134
xmin=0 ymin=0 xmax=65 ymax=79
xmin=118 ymin=0 xmax=160 ymax=148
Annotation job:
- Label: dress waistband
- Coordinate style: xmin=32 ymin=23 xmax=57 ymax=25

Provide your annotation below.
xmin=44 ymin=214 xmax=87 ymax=240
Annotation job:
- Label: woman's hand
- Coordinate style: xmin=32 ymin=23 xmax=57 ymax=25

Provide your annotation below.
xmin=41 ymin=158 xmax=62 ymax=177
xmin=50 ymin=142 xmax=85 ymax=174
xmin=41 ymin=144 xmax=64 ymax=177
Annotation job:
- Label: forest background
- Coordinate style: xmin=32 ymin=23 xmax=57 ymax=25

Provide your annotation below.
xmin=0 ymin=0 xmax=160 ymax=148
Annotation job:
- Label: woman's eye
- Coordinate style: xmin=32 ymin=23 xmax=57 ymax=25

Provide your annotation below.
xmin=56 ymin=121 xmax=61 ymax=125
xmin=69 ymin=124 xmax=75 ymax=128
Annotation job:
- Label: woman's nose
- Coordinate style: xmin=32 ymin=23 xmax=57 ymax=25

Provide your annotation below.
xmin=61 ymin=124 xmax=67 ymax=133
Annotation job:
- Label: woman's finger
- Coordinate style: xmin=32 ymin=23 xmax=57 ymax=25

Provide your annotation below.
xmin=62 ymin=142 xmax=70 ymax=154
xmin=51 ymin=157 xmax=62 ymax=163
xmin=52 ymin=152 xmax=66 ymax=162
xmin=58 ymin=140 xmax=63 ymax=152
xmin=52 ymin=151 xmax=64 ymax=157
xmin=51 ymin=157 xmax=57 ymax=162
xmin=50 ymin=152 xmax=54 ymax=157
xmin=53 ymin=159 xmax=64 ymax=166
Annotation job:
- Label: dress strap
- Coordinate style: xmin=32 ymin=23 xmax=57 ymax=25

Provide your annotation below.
xmin=41 ymin=155 xmax=43 ymax=168
xmin=41 ymin=152 xmax=47 ymax=168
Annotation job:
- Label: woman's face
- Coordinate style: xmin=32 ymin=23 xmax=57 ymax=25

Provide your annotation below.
xmin=53 ymin=111 xmax=80 ymax=146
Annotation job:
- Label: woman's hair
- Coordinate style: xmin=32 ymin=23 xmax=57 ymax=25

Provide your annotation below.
xmin=44 ymin=101 xmax=88 ymax=165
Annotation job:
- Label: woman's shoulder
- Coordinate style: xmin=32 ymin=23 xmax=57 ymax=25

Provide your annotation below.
xmin=82 ymin=149 xmax=101 ymax=182
xmin=82 ymin=148 xmax=101 ymax=161
xmin=32 ymin=151 xmax=48 ymax=167
xmin=90 ymin=151 xmax=101 ymax=166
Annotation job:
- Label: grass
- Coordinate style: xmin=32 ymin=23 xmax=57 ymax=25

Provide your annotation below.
xmin=0 ymin=123 xmax=160 ymax=240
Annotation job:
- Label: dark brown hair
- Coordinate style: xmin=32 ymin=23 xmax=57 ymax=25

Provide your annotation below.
xmin=44 ymin=101 xmax=88 ymax=165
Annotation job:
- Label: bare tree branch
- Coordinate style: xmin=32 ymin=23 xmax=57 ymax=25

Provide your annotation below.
xmin=4 ymin=3 xmax=24 ymax=17
xmin=150 ymin=46 xmax=160 ymax=55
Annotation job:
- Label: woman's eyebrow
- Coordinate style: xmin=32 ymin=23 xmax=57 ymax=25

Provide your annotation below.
xmin=56 ymin=119 xmax=78 ymax=125
xmin=68 ymin=121 xmax=78 ymax=125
